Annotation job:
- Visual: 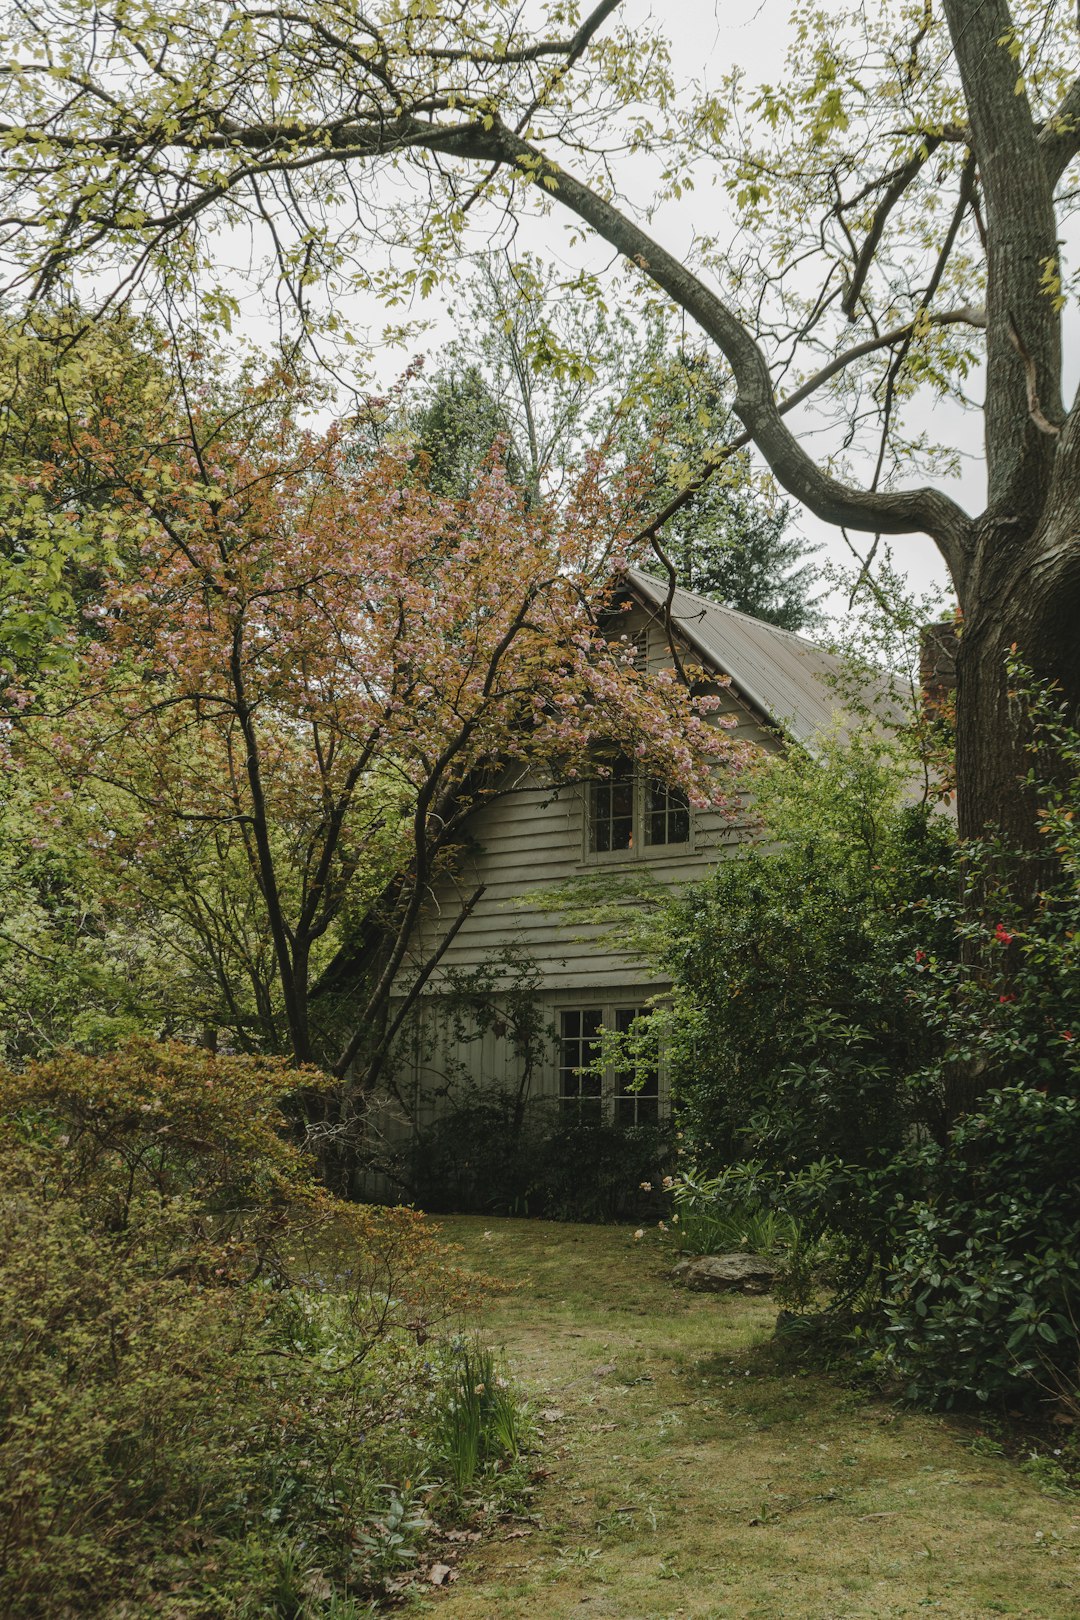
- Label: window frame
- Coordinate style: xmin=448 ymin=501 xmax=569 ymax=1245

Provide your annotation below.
xmin=584 ymin=765 xmax=692 ymax=863
xmin=556 ymin=1003 xmax=664 ymax=1125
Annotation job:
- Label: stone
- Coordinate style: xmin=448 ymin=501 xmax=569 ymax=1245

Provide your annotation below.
xmin=671 ymin=1252 xmax=777 ymax=1294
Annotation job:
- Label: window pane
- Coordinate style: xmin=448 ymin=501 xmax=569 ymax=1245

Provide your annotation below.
xmin=612 ymin=1006 xmax=660 ymax=1126
xmin=612 ymin=780 xmax=634 ymax=818
xmin=644 ymin=781 xmax=690 ymax=846
xmin=559 ymin=1008 xmax=604 ymax=1120
xmin=669 ymin=803 xmax=690 ymax=843
xmin=589 ymin=755 xmax=635 ymax=852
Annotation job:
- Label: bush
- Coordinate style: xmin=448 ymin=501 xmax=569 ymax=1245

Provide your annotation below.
xmin=399 ymin=1089 xmax=674 ymax=1221
xmin=0 ymin=1039 xmax=520 ymax=1618
xmin=651 ymin=682 xmax=1080 ymax=1413
xmin=878 ymin=1088 xmax=1080 ymax=1407
xmin=655 ymin=793 xmax=956 ymax=1172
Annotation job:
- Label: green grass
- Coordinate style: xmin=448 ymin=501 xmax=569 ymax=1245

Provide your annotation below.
xmin=408 ymin=1217 xmax=1080 ymax=1620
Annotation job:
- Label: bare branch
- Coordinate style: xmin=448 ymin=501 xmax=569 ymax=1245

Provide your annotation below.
xmin=841 ymin=136 xmax=944 ymax=319
xmin=627 ymin=303 xmax=985 ymax=555
xmin=466 ymin=125 xmax=974 ymax=574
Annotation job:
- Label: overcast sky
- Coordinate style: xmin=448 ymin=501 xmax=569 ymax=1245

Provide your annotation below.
xmin=220 ymin=0 xmax=1021 ymax=621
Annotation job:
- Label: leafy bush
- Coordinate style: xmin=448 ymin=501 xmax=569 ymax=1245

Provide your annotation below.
xmin=0 ymin=1039 xmax=522 ymax=1618
xmin=669 ymin=1163 xmax=800 ymax=1258
xmin=654 ymin=748 xmax=956 ymax=1172
xmin=878 ymin=1091 xmax=1080 ymax=1408
xmin=399 ymin=1089 xmax=674 ymax=1221
xmin=652 ymin=682 xmax=1080 ymax=1413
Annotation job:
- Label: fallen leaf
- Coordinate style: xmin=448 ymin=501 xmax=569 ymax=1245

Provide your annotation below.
xmin=428 ymin=1563 xmax=457 ymax=1586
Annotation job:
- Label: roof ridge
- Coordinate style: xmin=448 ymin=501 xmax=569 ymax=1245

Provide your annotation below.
xmin=623 ymin=565 xmax=829 ymax=655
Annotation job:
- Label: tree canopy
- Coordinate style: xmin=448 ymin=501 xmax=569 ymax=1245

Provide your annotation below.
xmin=2 ymin=0 xmax=1079 ymax=856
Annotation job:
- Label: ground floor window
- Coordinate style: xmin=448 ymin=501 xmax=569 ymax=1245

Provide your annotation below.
xmin=558 ymin=1008 xmax=604 ymax=1119
xmin=612 ymin=1006 xmax=660 ymax=1124
xmin=558 ymin=1004 xmax=663 ymax=1124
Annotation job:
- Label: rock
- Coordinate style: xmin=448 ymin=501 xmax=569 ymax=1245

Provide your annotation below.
xmin=671 ymin=1252 xmax=777 ymax=1294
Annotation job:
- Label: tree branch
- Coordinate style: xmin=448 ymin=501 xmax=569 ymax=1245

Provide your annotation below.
xmin=841 ymin=135 xmax=944 ymax=319
xmin=1040 ymin=74 xmax=1080 ymax=186
xmin=626 ymin=304 xmax=985 ymax=555
xmin=479 ymin=124 xmax=974 ymax=578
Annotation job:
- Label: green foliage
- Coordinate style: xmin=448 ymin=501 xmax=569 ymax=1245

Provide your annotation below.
xmin=657 ymin=675 xmax=1080 ymax=1412
xmin=0 ymin=306 xmax=170 ymax=677
xmin=0 ymin=1039 xmax=527 ymax=1617
xmin=431 ymin=1337 xmax=526 ymax=1502
xmin=653 ymin=738 xmax=956 ymax=1170
xmin=630 ymin=351 xmax=822 ymax=631
xmin=399 ymin=1091 xmax=673 ymax=1223
xmin=670 ymin=1163 xmax=800 ymax=1259
xmin=878 ymin=1088 xmax=1080 ymax=1408
xmin=410 ymin=364 xmax=526 ymax=499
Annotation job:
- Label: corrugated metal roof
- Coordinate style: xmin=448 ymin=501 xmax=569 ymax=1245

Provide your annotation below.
xmin=625 ymin=567 xmax=900 ymax=749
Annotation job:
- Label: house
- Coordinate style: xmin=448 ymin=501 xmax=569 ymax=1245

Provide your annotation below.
xmin=364 ymin=566 xmax=870 ymax=1173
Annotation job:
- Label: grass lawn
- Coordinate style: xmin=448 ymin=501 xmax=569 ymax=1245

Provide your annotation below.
xmin=413 ymin=1216 xmax=1079 ymax=1620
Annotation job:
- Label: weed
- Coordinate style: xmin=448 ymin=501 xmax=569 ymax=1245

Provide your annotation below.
xmin=432 ymin=1338 xmax=528 ymax=1503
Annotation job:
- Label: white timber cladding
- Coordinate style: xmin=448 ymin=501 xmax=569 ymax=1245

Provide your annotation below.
xmin=396 ymin=604 xmax=781 ymax=998
xmin=365 ymin=579 xmax=884 ymax=1161
xmin=382 ymin=982 xmax=670 ymax=1127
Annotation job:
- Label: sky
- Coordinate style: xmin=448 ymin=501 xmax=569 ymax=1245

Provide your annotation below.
xmin=214 ymin=0 xmax=1075 ymax=627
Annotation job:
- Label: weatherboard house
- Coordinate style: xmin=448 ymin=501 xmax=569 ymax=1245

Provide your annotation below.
xmin=368 ymin=566 xmax=856 ymax=1159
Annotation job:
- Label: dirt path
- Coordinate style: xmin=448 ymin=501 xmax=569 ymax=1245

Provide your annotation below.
xmin=413 ymin=1217 xmax=1079 ymax=1620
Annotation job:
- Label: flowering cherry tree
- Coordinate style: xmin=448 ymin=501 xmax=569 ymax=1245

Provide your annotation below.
xmin=27 ymin=370 xmax=746 ymax=1085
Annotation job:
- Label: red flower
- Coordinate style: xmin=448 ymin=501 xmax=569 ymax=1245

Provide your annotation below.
xmin=915 ymin=948 xmax=927 ymax=965
xmin=1063 ymin=1031 xmax=1073 ymax=1043
xmin=993 ymin=923 xmax=1014 ymax=945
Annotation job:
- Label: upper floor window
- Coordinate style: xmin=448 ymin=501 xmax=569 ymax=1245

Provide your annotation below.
xmin=588 ymin=758 xmax=690 ymax=856
xmin=590 ymin=753 xmax=635 ymax=852
xmin=644 ymin=779 xmax=691 ymax=847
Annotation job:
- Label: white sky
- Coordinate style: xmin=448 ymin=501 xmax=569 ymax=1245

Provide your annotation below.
xmin=214 ymin=0 xmax=1080 ymax=624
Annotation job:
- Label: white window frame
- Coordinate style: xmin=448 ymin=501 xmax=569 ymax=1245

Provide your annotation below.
xmin=583 ymin=762 xmax=691 ymax=863
xmin=556 ymin=1002 xmax=664 ymax=1124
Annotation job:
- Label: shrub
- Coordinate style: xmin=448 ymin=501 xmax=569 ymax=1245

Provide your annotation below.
xmin=399 ymin=1089 xmax=674 ymax=1221
xmin=655 ymin=797 xmax=956 ymax=1171
xmin=652 ymin=682 xmax=1080 ymax=1413
xmin=878 ymin=1089 xmax=1080 ymax=1407
xmin=0 ymin=1039 xmax=516 ymax=1618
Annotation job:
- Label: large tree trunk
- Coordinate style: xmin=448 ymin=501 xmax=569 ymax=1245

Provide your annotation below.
xmin=955 ymin=433 xmax=1080 ymax=861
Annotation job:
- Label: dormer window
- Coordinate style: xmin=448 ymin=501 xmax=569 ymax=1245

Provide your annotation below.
xmin=587 ymin=757 xmax=691 ymax=857
xmin=590 ymin=753 xmax=635 ymax=852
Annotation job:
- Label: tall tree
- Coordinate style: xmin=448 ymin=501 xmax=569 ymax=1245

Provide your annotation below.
xmin=622 ymin=351 xmax=823 ymax=630
xmin=404 ymin=257 xmax=822 ymax=626
xmin=13 ymin=362 xmax=738 ymax=1080
xmin=1 ymin=0 xmax=1078 ymax=866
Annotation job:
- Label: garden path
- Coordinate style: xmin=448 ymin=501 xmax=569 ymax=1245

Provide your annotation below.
xmin=416 ymin=1217 xmax=1079 ymax=1620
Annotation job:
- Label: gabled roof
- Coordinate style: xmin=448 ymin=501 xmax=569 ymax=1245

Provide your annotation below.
xmin=624 ymin=566 xmax=898 ymax=749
